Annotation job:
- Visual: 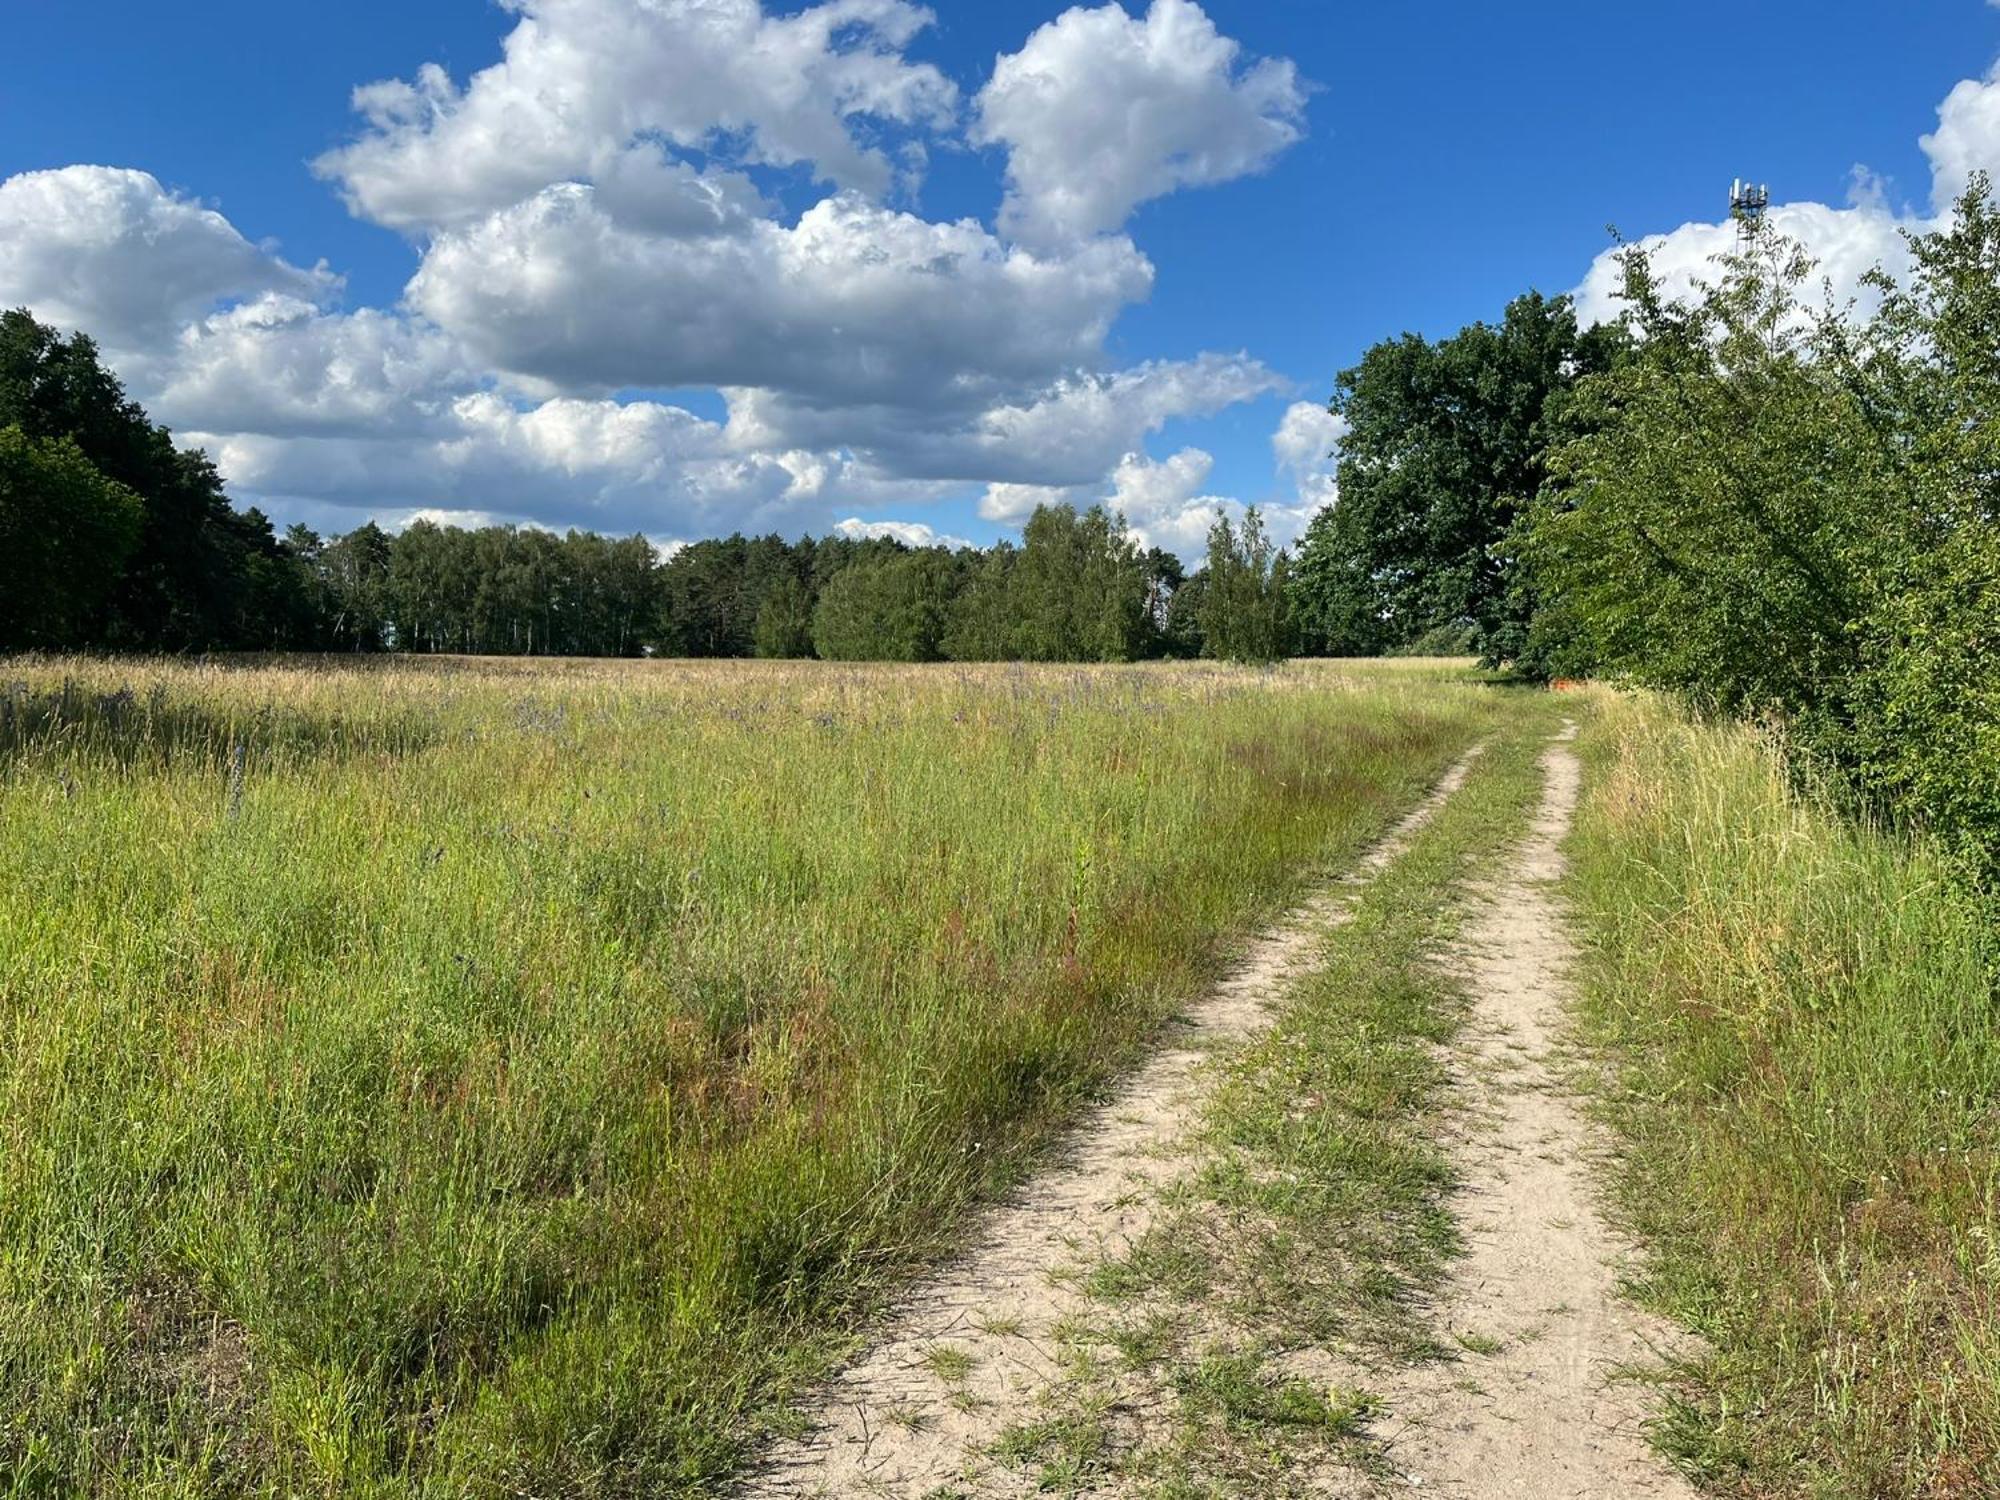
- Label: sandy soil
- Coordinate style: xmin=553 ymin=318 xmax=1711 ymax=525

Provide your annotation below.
xmin=1374 ymin=728 xmax=1697 ymax=1497
xmin=741 ymin=750 xmax=1486 ymax=1499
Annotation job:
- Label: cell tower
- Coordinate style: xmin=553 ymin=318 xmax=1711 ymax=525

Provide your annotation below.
xmin=1730 ymin=177 xmax=1770 ymax=242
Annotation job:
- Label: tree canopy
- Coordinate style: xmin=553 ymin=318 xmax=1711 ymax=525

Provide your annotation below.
xmin=0 ymin=310 xmax=317 ymax=651
xmin=0 ymin=308 xmax=1231 ymax=665
xmin=1523 ymin=181 xmax=2000 ymax=885
xmin=1291 ymin=292 xmax=1626 ymax=661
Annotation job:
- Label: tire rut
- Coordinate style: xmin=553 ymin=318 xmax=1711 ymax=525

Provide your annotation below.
xmin=741 ymin=747 xmax=1488 ymax=1499
xmin=1374 ymin=727 xmax=1695 ymax=1498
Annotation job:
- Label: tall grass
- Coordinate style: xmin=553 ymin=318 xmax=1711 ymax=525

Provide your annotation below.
xmin=1567 ymin=692 xmax=2000 ymax=1497
xmin=0 ymin=654 xmax=1497 ymax=1497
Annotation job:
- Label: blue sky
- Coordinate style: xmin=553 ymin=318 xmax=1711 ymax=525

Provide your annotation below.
xmin=4 ymin=1 xmax=1997 ymax=556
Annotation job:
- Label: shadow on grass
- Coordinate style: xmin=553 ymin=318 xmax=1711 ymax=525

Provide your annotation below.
xmin=0 ymin=677 xmax=439 ymax=772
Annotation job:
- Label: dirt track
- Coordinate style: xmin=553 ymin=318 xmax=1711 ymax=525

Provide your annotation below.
xmin=743 ymin=750 xmax=1484 ymax=1498
xmin=744 ymin=732 xmax=1696 ymax=1497
xmin=1377 ymin=728 xmax=1696 ymax=1498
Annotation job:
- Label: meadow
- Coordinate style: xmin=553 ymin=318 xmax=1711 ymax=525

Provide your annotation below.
xmin=1567 ymin=694 xmax=2000 ymax=1496
xmin=0 ymin=655 xmax=1499 ymax=1497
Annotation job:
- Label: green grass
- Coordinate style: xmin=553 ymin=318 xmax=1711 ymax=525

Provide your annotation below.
xmin=922 ymin=1344 xmax=975 ymax=1384
xmin=0 ymin=654 xmax=1502 ymax=1497
xmin=1565 ymin=691 xmax=2000 ymax=1497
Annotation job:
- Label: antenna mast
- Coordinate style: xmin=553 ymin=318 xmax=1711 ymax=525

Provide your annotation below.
xmin=1729 ymin=177 xmax=1770 ymax=244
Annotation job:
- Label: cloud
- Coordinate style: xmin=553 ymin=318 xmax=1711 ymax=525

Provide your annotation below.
xmin=1575 ymin=62 xmax=2000 ymax=327
xmin=1921 ymin=60 xmax=2000 ymax=210
xmin=830 ymin=516 xmax=974 ymax=549
xmin=982 ymin=436 xmax=1320 ymax=565
xmin=889 ymin=352 xmax=1287 ymax=508
xmin=0 ymin=2 xmax=1308 ymax=551
xmin=955 ymin=353 xmax=1287 ymax=490
xmin=973 ymin=0 xmax=1307 ymax=248
xmin=148 ymin=294 xmax=464 ymax=439
xmin=729 ymin=350 xmax=1282 ymax=496
xmin=0 ymin=161 xmax=1254 ymax=541
xmin=181 ymin=416 xmax=777 ymax=538
xmin=976 ymin=394 xmax=1345 ymax=563
xmin=0 ymin=167 xmax=334 ymax=352
xmin=315 ymin=0 xmax=958 ymax=231
xmin=408 ymin=185 xmax=1154 ymax=403
xmin=1273 ymin=400 xmax=1344 ymax=493
xmin=446 ymin=391 xmax=725 ymax=479
xmin=974 ymin=447 xmax=1229 ymax=557
xmin=178 ymin=375 xmax=981 ymax=544
xmin=1571 ymin=200 xmax=1913 ymax=330
xmin=1102 ymin=447 xmax=1231 ymax=556
xmin=394 ymin=507 xmax=512 ymax=532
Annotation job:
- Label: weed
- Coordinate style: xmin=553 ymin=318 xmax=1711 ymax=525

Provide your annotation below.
xmin=923 ymin=1345 xmax=975 ymax=1384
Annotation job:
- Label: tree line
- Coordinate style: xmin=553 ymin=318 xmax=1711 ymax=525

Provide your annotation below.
xmin=0 ymin=306 xmax=1291 ymax=664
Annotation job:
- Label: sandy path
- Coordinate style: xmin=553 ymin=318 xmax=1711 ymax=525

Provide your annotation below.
xmin=742 ymin=748 xmax=1486 ymax=1499
xmin=1377 ymin=728 xmax=1695 ymax=1497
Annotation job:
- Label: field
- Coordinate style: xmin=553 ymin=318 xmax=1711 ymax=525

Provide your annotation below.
xmin=0 ymin=656 xmax=1500 ymax=1496
xmin=7 ymin=656 xmax=1996 ymax=1499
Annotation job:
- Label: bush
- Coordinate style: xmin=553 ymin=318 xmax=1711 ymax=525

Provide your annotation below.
xmin=1525 ymin=178 xmax=2000 ymax=890
xmin=1386 ymin=623 xmax=1480 ymax=658
xmin=0 ymin=425 xmax=142 ymax=648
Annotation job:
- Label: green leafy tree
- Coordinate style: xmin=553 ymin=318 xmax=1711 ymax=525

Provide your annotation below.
xmin=1199 ymin=507 xmax=1294 ymax=664
xmin=0 ymin=308 xmax=319 ymax=648
xmin=1011 ymin=504 xmax=1149 ymax=661
xmin=1293 ymin=292 xmax=1623 ymax=662
xmin=0 ymin=426 xmax=143 ymax=649
xmin=1159 ymin=567 xmax=1209 ymax=658
xmin=1525 ymin=177 xmax=2000 ymax=886
xmin=753 ymin=570 xmax=817 ymax=658
xmin=322 ymin=521 xmax=394 ymax=650
xmin=1524 ymin=223 xmax=1892 ymax=719
xmin=942 ymin=543 xmax=1019 ymax=660
xmin=1138 ymin=546 xmax=1184 ymax=651
xmin=811 ymin=551 xmax=957 ymax=661
xmin=1291 ymin=503 xmax=1386 ymax=655
xmin=279 ymin=524 xmax=336 ymax=648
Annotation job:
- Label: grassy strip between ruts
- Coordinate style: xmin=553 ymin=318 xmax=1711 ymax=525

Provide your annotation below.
xmin=1564 ymin=691 xmax=2000 ymax=1498
xmin=0 ymin=657 xmax=1502 ymax=1498
xmin=980 ymin=692 xmax=1570 ymax=1497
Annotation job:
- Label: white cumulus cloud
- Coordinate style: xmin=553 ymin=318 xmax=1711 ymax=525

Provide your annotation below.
xmin=1103 ymin=447 xmax=1230 ymax=556
xmin=974 ymin=0 xmax=1307 ymax=249
xmin=150 ymin=295 xmax=464 ymax=439
xmin=1273 ymin=400 xmax=1343 ymax=482
xmin=962 ymin=354 xmax=1287 ymax=492
xmin=1575 ymin=61 xmax=2000 ymax=328
xmin=314 ymin=0 xmax=958 ymax=231
xmin=0 ymin=1 xmax=1314 ymax=551
xmin=0 ymin=167 xmax=334 ymax=353
xmin=408 ymin=185 xmax=1154 ymax=402
xmin=831 ymin=516 xmax=974 ymax=549
xmin=982 ymin=436 xmax=1320 ymax=565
